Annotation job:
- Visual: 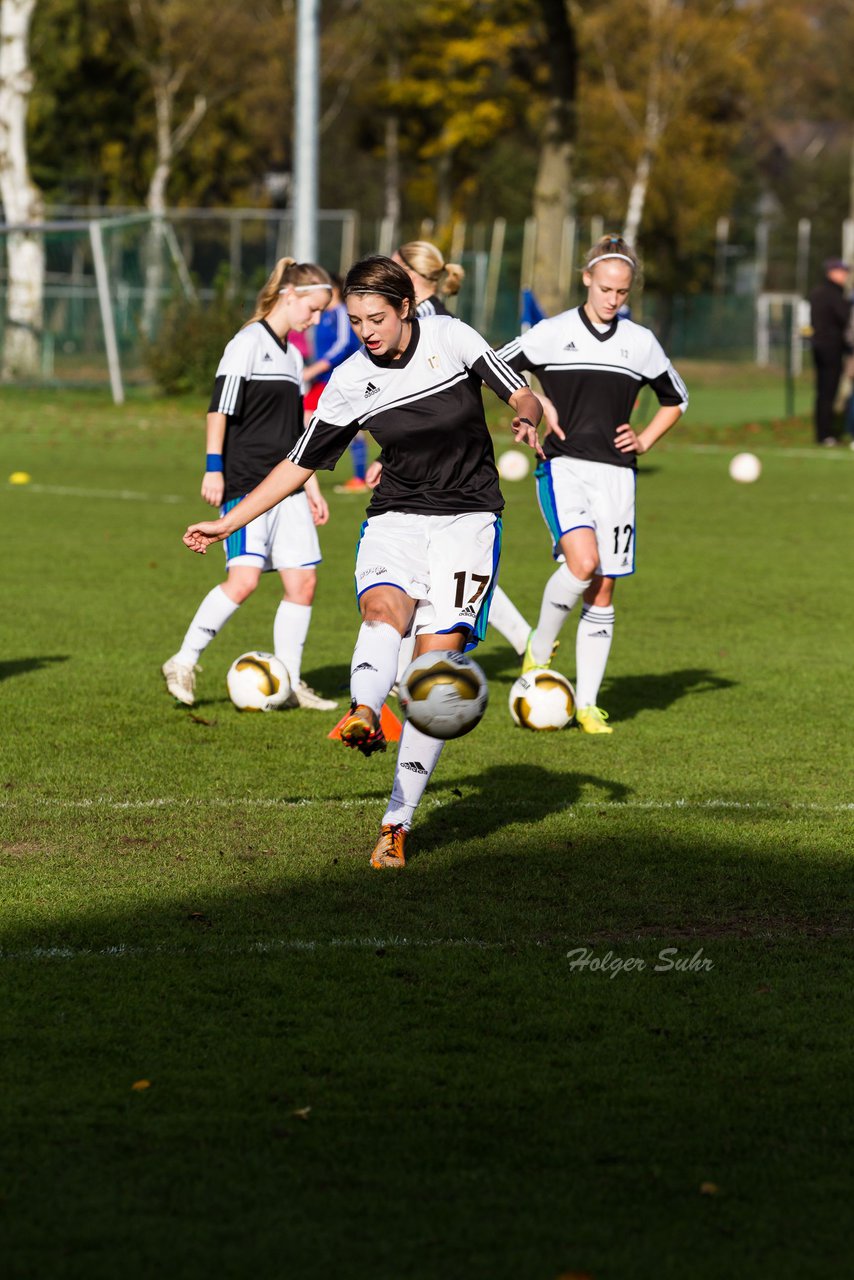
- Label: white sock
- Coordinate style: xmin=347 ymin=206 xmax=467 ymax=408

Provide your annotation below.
xmin=487 ymin=585 xmax=530 ymax=655
xmin=350 ymin=621 xmax=401 ymax=714
xmin=175 ymin=586 xmax=239 ymax=666
xmin=274 ymin=601 xmax=311 ymax=685
xmin=395 ymin=632 xmax=416 ymax=685
xmin=383 ymin=721 xmax=445 ymax=829
xmin=575 ymin=604 xmax=615 ymax=708
xmin=530 ymin=565 xmax=591 ymax=665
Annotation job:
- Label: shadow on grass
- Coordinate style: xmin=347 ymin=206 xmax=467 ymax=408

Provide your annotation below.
xmin=602 ymin=667 xmax=736 ymax=721
xmin=0 ymin=655 xmax=70 ymax=683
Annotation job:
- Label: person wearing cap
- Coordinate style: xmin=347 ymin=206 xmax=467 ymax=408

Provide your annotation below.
xmin=808 ymin=257 xmax=852 ymax=446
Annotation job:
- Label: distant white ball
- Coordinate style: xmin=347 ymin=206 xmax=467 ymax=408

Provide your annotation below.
xmin=728 ymin=452 xmax=761 ymax=484
xmin=226 ymin=651 xmax=291 ymax=711
xmin=496 ymin=449 xmax=530 ymax=482
xmin=399 ymin=650 xmax=488 ymax=740
xmin=509 ymin=668 xmax=576 ymax=731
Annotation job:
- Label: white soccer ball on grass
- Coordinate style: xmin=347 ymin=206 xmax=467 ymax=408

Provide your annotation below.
xmin=728 ymin=452 xmax=761 ymax=484
xmin=496 ymin=449 xmax=531 ymax=482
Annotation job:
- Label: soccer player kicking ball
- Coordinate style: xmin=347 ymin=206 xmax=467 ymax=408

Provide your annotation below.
xmin=184 ymin=255 xmax=543 ymax=869
xmin=498 ymin=234 xmax=688 ymax=734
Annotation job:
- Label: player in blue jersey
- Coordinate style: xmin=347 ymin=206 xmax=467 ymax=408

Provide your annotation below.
xmin=499 ymin=235 xmax=688 ymax=734
xmin=182 ymin=255 xmax=544 ymax=869
xmin=162 ymin=258 xmax=339 ymax=712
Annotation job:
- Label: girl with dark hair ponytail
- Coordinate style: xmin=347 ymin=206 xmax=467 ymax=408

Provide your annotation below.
xmin=183 ymin=254 xmax=545 ymax=869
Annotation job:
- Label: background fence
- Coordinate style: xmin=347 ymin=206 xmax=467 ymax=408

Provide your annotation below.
xmin=0 ymin=206 xmax=838 ymax=399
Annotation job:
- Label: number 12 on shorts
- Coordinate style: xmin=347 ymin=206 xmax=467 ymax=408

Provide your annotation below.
xmin=613 ymin=524 xmax=634 ymax=555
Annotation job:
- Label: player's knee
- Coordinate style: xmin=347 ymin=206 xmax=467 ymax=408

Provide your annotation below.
xmin=223 ymin=580 xmax=256 ymax=605
xmin=571 ymin=552 xmax=600 ymax=581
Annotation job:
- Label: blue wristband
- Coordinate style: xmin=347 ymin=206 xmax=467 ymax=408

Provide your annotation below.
xmin=206 ymin=454 xmax=224 ymax=473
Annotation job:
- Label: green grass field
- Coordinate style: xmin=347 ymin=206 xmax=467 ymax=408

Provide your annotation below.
xmin=1 ymin=372 xmax=852 ymax=1279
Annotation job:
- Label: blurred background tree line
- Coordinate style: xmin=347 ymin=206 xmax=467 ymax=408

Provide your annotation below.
xmin=13 ymin=0 xmax=854 ymax=299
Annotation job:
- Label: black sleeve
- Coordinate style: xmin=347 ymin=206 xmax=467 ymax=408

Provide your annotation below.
xmin=288 ymin=416 xmax=361 ymax=471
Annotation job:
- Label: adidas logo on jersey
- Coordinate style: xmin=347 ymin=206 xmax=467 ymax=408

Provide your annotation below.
xmin=401 ymin=760 xmax=428 ymax=774
xmin=352 ymin=662 xmax=377 ymax=674
xmin=460 ymin=605 xmax=476 ymax=618
xmin=364 ymin=381 xmax=380 ymax=397
xmin=564 ymin=341 xmax=577 ymax=350
xmin=262 ymin=352 xmax=273 ymax=361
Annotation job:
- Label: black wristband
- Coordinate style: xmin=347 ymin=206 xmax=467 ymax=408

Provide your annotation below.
xmin=518 ymin=416 xmax=537 ymax=428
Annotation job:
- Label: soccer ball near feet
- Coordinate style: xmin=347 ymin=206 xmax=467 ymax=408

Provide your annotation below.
xmin=226 ymin=651 xmax=291 ymax=711
xmin=509 ymin=668 xmax=576 ymax=730
xmin=399 ymin=651 xmax=489 ymax=740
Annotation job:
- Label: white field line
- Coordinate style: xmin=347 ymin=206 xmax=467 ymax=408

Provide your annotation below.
xmin=7 ymin=483 xmax=186 ymax=504
xmin=682 ymin=443 xmax=853 ymax=461
xmin=1 ymin=937 xmax=507 ymax=962
xmin=1 ymin=796 xmax=852 ymax=814
xmin=4 ymin=444 xmax=851 ymax=508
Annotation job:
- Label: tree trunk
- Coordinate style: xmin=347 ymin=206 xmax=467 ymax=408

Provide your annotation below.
xmin=623 ymin=2 xmax=664 ymax=246
xmin=0 ymin=0 xmax=44 ymax=379
xmin=531 ymin=0 xmax=577 ymax=316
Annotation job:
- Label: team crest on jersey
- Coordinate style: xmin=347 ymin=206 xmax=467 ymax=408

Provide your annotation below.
xmin=364 ymin=381 xmax=380 ymax=397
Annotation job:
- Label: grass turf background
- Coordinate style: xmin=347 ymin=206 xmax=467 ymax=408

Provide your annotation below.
xmin=1 ymin=370 xmax=852 ymax=1278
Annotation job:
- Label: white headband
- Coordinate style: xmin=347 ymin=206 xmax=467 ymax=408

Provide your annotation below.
xmin=278 ymin=283 xmax=333 ymax=294
xmin=586 ymin=253 xmax=635 ymax=270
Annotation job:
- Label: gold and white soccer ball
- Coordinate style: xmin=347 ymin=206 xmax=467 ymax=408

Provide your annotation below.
xmin=226 ymin=651 xmax=291 ymax=711
xmin=399 ymin=650 xmax=489 ymax=740
xmin=496 ymin=448 xmax=531 ymax=482
xmin=509 ymin=668 xmax=576 ymax=731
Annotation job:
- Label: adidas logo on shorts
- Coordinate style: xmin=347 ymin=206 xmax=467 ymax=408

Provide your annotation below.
xmin=352 ymin=662 xmax=377 ymax=674
xmin=364 ymin=381 xmax=380 ymax=397
xmin=401 ymin=761 xmax=428 ymax=774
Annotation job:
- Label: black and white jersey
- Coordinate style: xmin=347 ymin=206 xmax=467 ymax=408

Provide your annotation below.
xmin=498 ymin=307 xmax=688 ymax=469
xmin=290 ymin=316 xmax=527 ymax=516
xmin=416 ymin=294 xmax=450 ymax=318
xmin=208 ymin=319 xmax=304 ymax=501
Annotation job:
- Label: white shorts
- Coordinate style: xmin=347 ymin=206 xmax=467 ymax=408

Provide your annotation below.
xmin=354 ymin=510 xmax=502 ymax=646
xmin=535 ymin=456 xmax=637 ymax=577
xmin=222 ymin=490 xmax=321 ymax=571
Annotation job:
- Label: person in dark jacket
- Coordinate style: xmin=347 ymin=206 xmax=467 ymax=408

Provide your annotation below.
xmin=809 ymin=258 xmax=851 ymax=445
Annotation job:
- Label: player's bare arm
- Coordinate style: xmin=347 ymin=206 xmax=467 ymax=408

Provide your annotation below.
xmin=304 ymin=473 xmax=329 ymax=526
xmin=536 ymin=393 xmax=564 ymax=441
xmin=615 ymin=405 xmax=683 ymax=455
xmin=201 ymin=411 xmax=227 ymax=506
xmin=508 ymin=387 xmax=546 ymax=458
xmin=184 ymin=458 xmax=316 ymax=554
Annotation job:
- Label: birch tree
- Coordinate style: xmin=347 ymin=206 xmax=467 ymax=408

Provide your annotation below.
xmin=0 ymin=0 xmax=44 ymax=378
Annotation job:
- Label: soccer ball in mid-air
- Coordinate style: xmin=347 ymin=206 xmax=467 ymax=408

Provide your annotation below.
xmin=509 ymin=668 xmax=576 ymax=731
xmin=399 ymin=651 xmax=489 ymax=740
xmin=496 ymin=448 xmax=531 ymax=481
xmin=728 ymin=452 xmax=761 ymax=483
xmin=226 ymin=651 xmax=291 ymax=711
